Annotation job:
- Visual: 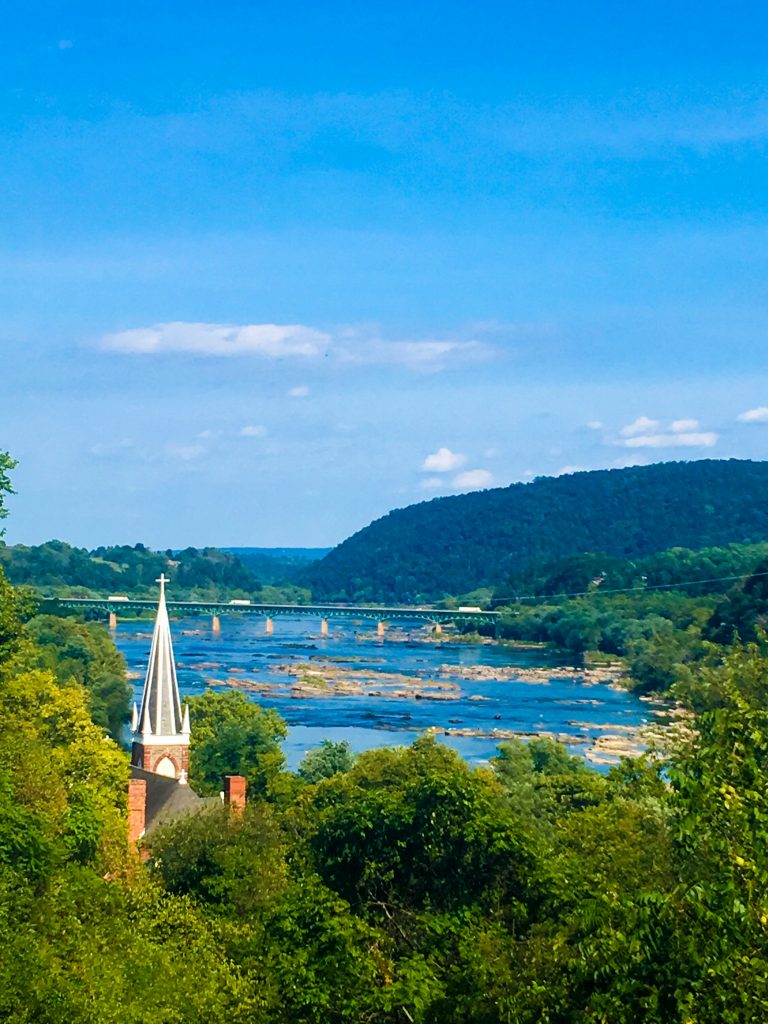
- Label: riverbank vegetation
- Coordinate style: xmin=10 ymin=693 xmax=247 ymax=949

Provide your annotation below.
xmin=474 ymin=544 xmax=768 ymax=699
xmin=1 ymin=451 xmax=768 ymax=1019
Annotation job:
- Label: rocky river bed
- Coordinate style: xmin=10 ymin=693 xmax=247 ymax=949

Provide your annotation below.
xmin=114 ymin=615 xmax=666 ymax=770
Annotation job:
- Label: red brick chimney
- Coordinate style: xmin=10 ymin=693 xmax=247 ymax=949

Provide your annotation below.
xmin=128 ymin=778 xmax=147 ymax=844
xmin=223 ymin=774 xmax=247 ymax=814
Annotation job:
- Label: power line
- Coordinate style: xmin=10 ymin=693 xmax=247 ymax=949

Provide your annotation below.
xmin=492 ymin=569 xmax=768 ymax=606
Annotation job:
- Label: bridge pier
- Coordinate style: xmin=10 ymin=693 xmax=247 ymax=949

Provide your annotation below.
xmin=432 ymin=622 xmax=443 ymax=635
xmin=265 ymin=616 xmax=274 ymax=636
xmin=320 ymin=618 xmax=329 ymax=637
xmin=377 ymin=621 xmax=385 ymax=638
xmin=212 ymin=614 xmax=221 ymax=634
xmin=108 ymin=611 xmax=117 ymax=631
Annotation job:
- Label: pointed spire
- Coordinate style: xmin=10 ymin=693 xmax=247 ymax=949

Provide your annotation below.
xmin=181 ymin=703 xmax=191 ymax=735
xmin=131 ymin=702 xmax=139 ymax=733
xmin=137 ymin=574 xmax=184 ymax=738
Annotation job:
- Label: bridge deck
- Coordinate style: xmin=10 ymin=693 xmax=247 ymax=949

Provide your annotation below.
xmin=45 ymin=597 xmax=499 ymax=626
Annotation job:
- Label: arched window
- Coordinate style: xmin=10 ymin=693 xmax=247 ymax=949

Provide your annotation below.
xmin=154 ymin=755 xmax=177 ymax=778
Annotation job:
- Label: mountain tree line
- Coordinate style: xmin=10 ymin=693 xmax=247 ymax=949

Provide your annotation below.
xmin=305 ymin=460 xmax=768 ymax=602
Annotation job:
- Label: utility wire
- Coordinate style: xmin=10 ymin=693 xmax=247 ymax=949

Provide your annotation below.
xmin=490 ymin=569 xmax=768 ymax=606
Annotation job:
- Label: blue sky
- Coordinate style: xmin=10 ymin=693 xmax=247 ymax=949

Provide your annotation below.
xmin=4 ymin=1 xmax=768 ymax=547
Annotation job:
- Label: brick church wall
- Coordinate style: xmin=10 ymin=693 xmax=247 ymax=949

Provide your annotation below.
xmin=131 ymin=741 xmax=190 ymax=776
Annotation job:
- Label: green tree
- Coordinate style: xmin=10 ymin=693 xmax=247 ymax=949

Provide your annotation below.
xmin=27 ymin=615 xmax=131 ymax=739
xmin=298 ymin=739 xmax=355 ymax=783
xmin=0 ymin=451 xmax=15 ymax=535
xmin=308 ymin=737 xmax=547 ymax=925
xmin=187 ymin=689 xmax=287 ymax=798
xmin=149 ymin=802 xmax=287 ymax=915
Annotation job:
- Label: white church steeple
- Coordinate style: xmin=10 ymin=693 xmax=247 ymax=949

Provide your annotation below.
xmin=130 ymin=574 xmax=190 ymax=779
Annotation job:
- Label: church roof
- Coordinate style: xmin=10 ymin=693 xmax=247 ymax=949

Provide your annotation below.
xmin=130 ymin=765 xmax=215 ymax=833
xmin=137 ymin=574 xmax=186 ymax=738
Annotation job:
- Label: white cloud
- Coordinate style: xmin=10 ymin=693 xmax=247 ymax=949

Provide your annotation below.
xmin=197 ymin=429 xmax=221 ymax=439
xmin=483 ymin=447 xmax=501 ymax=458
xmin=101 ymin=321 xmax=329 ymax=358
xmin=337 ymin=336 xmax=489 ymax=373
xmin=288 ymin=385 xmax=310 ymax=398
xmin=620 ymin=416 xmax=661 ymax=437
xmin=556 ymin=464 xmax=586 ymax=476
xmin=670 ymin=418 xmax=700 ymax=432
xmin=101 ymin=321 xmax=491 ymax=373
xmin=587 ymin=420 xmax=603 ymax=430
xmin=623 ymin=431 xmax=718 ymax=449
xmin=421 ymin=477 xmax=445 ymax=490
xmin=453 ymin=468 xmax=494 ymax=490
xmin=240 ymin=424 xmax=267 ymax=437
xmin=738 ymin=406 xmax=768 ymax=423
xmin=422 ymin=447 xmax=466 ymax=472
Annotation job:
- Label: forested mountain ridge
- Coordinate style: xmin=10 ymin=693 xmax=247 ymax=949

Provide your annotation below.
xmin=0 ymin=540 xmax=259 ymax=599
xmin=305 ymin=459 xmax=768 ymax=602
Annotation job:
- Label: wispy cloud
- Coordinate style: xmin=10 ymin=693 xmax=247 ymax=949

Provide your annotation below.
xmin=240 ymin=424 xmax=268 ymax=437
xmin=670 ymin=418 xmax=700 ymax=432
xmin=620 ymin=416 xmax=661 ymax=437
xmin=738 ymin=406 xmax=768 ymax=422
xmin=101 ymin=321 xmax=328 ymax=358
xmin=288 ymin=385 xmax=310 ymax=398
xmin=89 ymin=439 xmax=134 ymax=458
xmin=453 ymin=468 xmax=493 ymax=490
xmin=88 ymin=89 xmax=768 ymax=174
xmin=164 ymin=442 xmax=208 ymax=461
xmin=623 ymin=431 xmax=718 ymax=449
xmin=100 ymin=321 xmax=491 ymax=373
xmin=422 ymin=447 xmax=466 ymax=472
xmin=336 ymin=335 xmax=489 ymax=373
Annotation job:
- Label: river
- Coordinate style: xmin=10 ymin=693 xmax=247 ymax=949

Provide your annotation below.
xmin=114 ymin=615 xmax=657 ymax=771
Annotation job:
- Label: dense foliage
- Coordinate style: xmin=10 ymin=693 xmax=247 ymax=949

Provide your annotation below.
xmin=485 ymin=544 xmax=768 ymax=695
xmin=27 ymin=614 xmax=132 ymax=740
xmin=187 ymin=689 xmax=288 ymax=798
xmin=0 ymin=539 xmax=258 ymax=598
xmin=306 ymin=459 xmax=768 ymax=601
xmin=3 ymin=450 xmax=768 ymax=1020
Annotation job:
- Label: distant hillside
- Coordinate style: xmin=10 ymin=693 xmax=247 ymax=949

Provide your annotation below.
xmin=0 ymin=541 xmax=258 ymax=599
xmin=304 ymin=460 xmax=768 ymax=603
xmin=223 ymin=547 xmax=331 ymax=585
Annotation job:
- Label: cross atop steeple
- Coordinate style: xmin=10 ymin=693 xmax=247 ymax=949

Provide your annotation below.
xmin=130 ymin=574 xmax=190 ymax=779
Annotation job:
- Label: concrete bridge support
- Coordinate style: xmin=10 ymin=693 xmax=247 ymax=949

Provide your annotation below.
xmin=320 ymin=618 xmax=329 ymax=637
xmin=377 ymin=620 xmax=385 ymax=638
xmin=432 ymin=623 xmax=443 ymax=635
xmin=109 ymin=611 xmax=117 ymax=631
xmin=212 ymin=614 xmax=221 ymax=633
xmin=265 ymin=617 xmax=274 ymax=635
